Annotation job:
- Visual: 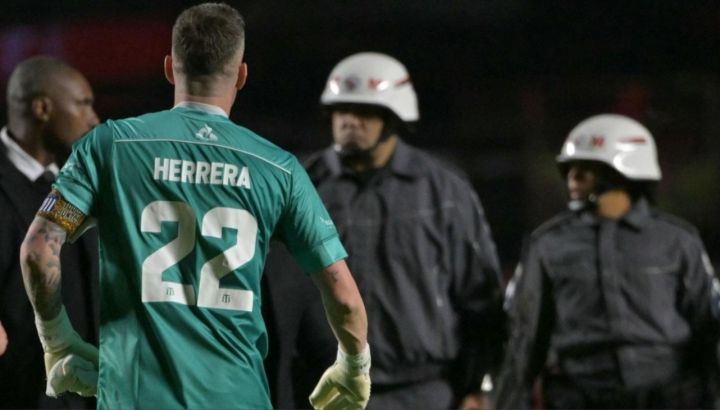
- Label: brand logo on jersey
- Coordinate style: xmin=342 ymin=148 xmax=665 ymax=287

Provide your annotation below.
xmin=319 ymin=217 xmax=334 ymax=226
xmin=195 ymin=124 xmax=218 ymax=141
xmin=153 ymin=157 xmax=251 ymax=189
xmin=60 ymin=157 xmax=77 ymax=173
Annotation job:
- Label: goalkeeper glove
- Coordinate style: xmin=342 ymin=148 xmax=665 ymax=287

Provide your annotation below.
xmin=34 ymin=306 xmax=99 ymax=397
xmin=47 ymin=354 xmax=98 ymax=397
xmin=309 ymin=344 xmax=371 ymax=410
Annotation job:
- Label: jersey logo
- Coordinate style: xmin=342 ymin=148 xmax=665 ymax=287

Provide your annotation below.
xmin=195 ymin=124 xmax=218 ymax=141
xmin=60 ymin=157 xmax=77 ymax=173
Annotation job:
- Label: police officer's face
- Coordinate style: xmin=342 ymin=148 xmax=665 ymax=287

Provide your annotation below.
xmin=330 ymin=105 xmax=385 ymax=152
xmin=567 ymin=161 xmax=601 ymax=201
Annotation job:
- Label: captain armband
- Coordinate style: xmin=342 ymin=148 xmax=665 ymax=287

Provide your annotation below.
xmin=37 ymin=189 xmax=87 ymax=236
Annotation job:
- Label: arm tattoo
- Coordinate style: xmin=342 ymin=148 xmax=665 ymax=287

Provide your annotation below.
xmin=20 ymin=217 xmax=68 ymax=320
xmin=326 ymin=266 xmax=340 ymax=283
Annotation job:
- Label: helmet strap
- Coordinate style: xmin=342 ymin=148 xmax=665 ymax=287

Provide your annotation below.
xmin=566 ymin=165 xmax=620 ymax=211
xmin=334 ymin=112 xmax=399 ymax=166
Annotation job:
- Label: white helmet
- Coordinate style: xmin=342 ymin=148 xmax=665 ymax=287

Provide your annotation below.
xmin=557 ymin=114 xmax=661 ymax=181
xmin=320 ymin=52 xmax=419 ymax=122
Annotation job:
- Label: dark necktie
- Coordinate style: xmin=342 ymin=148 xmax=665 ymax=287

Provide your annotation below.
xmin=33 ymin=170 xmax=56 ymax=193
xmin=36 ymin=170 xmax=56 ymax=184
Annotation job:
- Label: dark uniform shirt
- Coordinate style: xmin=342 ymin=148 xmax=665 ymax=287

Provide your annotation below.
xmin=495 ymin=198 xmax=718 ymax=408
xmin=304 ymin=139 xmax=504 ymax=386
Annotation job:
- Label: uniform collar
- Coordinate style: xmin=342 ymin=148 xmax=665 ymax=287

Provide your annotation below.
xmin=323 ymin=138 xmax=421 ymax=179
xmin=388 ymin=139 xmax=422 ymax=178
xmin=0 ymin=127 xmax=59 ymax=181
xmin=622 ymin=197 xmax=652 ymax=229
xmin=576 ymin=197 xmax=652 ymax=229
xmin=172 ymin=101 xmax=228 ymax=118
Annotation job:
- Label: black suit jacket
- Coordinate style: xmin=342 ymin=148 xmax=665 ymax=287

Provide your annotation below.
xmin=0 ymin=141 xmax=99 ymax=409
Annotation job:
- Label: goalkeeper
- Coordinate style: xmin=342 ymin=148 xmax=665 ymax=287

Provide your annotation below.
xmin=20 ymin=3 xmax=369 ymax=409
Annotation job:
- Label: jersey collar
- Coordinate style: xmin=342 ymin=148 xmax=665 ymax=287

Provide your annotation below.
xmin=172 ymin=101 xmax=228 ymax=118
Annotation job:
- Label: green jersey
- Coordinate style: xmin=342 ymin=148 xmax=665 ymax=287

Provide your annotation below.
xmin=54 ymin=103 xmax=347 ymax=409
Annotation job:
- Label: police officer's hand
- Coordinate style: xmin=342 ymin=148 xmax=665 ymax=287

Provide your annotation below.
xmin=458 ymin=393 xmax=490 ymax=410
xmin=0 ymin=321 xmax=7 ymax=356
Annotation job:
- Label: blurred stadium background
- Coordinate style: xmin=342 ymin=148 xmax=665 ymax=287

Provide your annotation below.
xmin=1 ymin=1 xmax=719 ymax=274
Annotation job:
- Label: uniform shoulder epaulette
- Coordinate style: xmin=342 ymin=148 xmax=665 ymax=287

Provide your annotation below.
xmin=531 ymin=210 xmax=575 ymax=239
xmin=302 ymin=149 xmax=333 ymax=182
xmin=416 ymin=147 xmax=468 ymax=179
xmin=653 ymin=209 xmax=700 ymax=237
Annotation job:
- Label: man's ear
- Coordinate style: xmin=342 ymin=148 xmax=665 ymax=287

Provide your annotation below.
xmin=164 ymin=55 xmax=175 ymax=85
xmin=235 ymin=62 xmax=248 ymax=91
xmin=31 ymin=96 xmax=52 ymax=123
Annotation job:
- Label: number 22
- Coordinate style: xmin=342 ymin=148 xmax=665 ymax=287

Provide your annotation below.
xmin=140 ymin=201 xmax=257 ymax=312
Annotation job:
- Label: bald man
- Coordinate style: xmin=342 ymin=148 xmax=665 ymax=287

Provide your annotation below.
xmin=0 ymin=56 xmax=99 ymax=409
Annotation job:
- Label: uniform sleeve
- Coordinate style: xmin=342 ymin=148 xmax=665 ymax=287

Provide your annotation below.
xmin=448 ymin=188 xmax=506 ymax=393
xmin=274 ymin=158 xmax=347 ymax=273
xmin=679 ymin=234 xmax=720 ymax=347
xmin=494 ymin=239 xmax=554 ymax=410
xmin=53 ymin=124 xmax=112 ymax=217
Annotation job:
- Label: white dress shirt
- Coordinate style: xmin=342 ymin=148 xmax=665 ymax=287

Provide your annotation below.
xmin=1 ymin=127 xmax=59 ymax=181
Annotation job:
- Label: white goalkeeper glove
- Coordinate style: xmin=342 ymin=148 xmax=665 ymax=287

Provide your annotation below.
xmin=47 ymin=354 xmax=98 ymax=397
xmin=309 ymin=344 xmax=371 ymax=410
xmin=34 ymin=306 xmax=99 ymax=397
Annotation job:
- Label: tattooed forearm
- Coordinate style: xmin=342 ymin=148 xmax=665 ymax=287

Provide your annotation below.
xmin=325 ymin=265 xmax=341 ymax=283
xmin=20 ymin=217 xmax=67 ymax=320
xmin=310 ymin=260 xmax=368 ymax=354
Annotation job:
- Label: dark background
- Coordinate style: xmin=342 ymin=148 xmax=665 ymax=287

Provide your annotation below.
xmin=2 ymin=1 xmax=719 ymax=273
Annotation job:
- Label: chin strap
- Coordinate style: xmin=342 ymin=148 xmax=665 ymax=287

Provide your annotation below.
xmin=333 ymin=120 xmax=397 ymax=161
xmin=568 ymin=191 xmax=608 ymax=212
xmin=567 ymin=170 xmax=628 ymax=212
xmin=332 ymin=142 xmax=376 ymax=162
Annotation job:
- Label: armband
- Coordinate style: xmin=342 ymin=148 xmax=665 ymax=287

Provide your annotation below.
xmin=37 ymin=189 xmax=86 ymax=236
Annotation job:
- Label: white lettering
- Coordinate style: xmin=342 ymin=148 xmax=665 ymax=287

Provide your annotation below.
xmin=153 ymin=158 xmax=169 ymax=180
xmin=237 ymin=166 xmax=251 ymax=189
xmin=196 ymin=162 xmax=210 ymax=184
xmin=181 ymin=160 xmax=195 ymax=183
xmin=210 ymin=162 xmax=224 ymax=185
xmin=152 ymin=157 xmax=250 ymax=189
xmin=223 ymin=164 xmax=238 ymax=186
xmin=169 ymin=159 xmax=182 ymax=182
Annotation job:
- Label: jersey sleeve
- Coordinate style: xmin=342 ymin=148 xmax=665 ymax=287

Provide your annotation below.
xmin=275 ymin=158 xmax=347 ymax=273
xmin=53 ymin=124 xmax=112 ymax=217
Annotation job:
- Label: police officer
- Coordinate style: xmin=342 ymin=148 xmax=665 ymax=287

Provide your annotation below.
xmin=264 ymin=52 xmax=505 ymax=409
xmin=494 ymin=114 xmax=719 ymax=409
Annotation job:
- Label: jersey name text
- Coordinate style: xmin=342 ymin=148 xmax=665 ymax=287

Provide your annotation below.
xmin=153 ymin=157 xmax=251 ymax=189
